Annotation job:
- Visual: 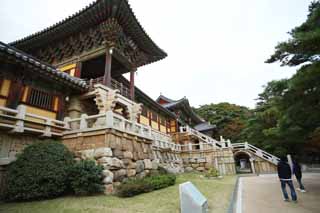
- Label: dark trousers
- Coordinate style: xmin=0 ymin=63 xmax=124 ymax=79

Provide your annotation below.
xmin=296 ymin=177 xmax=305 ymax=190
xmin=280 ymin=180 xmax=297 ymax=201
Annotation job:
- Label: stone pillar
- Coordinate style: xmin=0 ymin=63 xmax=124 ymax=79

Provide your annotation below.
xmin=67 ymin=96 xmax=83 ymax=129
xmin=250 ymin=158 xmax=256 ymax=174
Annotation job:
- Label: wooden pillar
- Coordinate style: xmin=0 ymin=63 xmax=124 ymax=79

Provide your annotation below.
xmin=6 ymin=80 xmax=24 ymax=109
xmin=74 ymin=61 xmax=82 ymax=78
xmin=130 ymin=68 xmax=136 ymax=101
xmin=103 ymin=48 xmax=113 ymax=87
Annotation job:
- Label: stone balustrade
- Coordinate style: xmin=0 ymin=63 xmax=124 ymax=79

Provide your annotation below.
xmin=64 ymin=110 xmax=152 ymax=140
xmin=0 ymin=105 xmax=68 ymax=137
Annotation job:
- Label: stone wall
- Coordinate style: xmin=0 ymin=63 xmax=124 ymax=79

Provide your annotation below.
xmin=180 ymin=148 xmax=236 ymax=175
xmin=253 ymin=156 xmax=277 ymax=174
xmin=152 ymin=148 xmax=184 ymax=174
xmin=0 ymin=132 xmax=37 ymax=162
xmin=62 ymin=129 xmax=158 ymax=194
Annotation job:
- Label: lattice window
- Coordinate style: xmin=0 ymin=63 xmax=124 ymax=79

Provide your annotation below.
xmin=27 ymin=88 xmax=54 ymax=111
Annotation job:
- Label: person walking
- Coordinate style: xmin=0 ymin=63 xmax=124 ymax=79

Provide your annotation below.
xmin=293 ymin=159 xmax=306 ymax=192
xmin=277 ymin=156 xmax=297 ymax=202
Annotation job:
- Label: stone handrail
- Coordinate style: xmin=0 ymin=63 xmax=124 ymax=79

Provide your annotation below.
xmin=180 ymin=126 xmax=227 ymax=148
xmin=0 ymin=105 xmax=68 ymax=137
xmin=151 ymin=129 xmax=182 ymax=151
xmin=64 ymin=111 xmax=152 ymax=140
xmin=232 ymin=142 xmax=280 ymax=165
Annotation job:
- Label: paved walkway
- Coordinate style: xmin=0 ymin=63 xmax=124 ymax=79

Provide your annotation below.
xmin=238 ymin=173 xmax=320 ymax=213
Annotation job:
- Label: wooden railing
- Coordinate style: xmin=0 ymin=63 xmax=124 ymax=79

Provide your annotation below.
xmin=0 ymin=105 xmax=68 ymax=137
xmin=64 ymin=111 xmax=152 ymax=140
xmin=86 ymin=77 xmax=130 ymax=99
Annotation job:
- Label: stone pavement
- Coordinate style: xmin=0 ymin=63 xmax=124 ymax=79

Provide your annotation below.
xmin=238 ymin=173 xmax=320 ymax=213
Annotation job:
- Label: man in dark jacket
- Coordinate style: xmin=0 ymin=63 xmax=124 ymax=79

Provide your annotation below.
xmin=277 ymin=156 xmax=297 ymax=202
xmin=293 ymin=160 xmax=306 ymax=192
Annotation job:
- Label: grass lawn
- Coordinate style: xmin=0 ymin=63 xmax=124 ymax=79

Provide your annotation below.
xmin=0 ymin=173 xmax=236 ymax=213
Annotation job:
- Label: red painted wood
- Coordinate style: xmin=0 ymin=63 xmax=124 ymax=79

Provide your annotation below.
xmin=6 ymin=80 xmax=24 ymax=109
xmin=130 ymin=69 xmax=136 ymax=101
xmin=103 ymin=50 xmax=112 ymax=87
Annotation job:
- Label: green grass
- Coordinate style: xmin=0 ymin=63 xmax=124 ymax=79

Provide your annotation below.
xmin=0 ymin=173 xmax=236 ymax=213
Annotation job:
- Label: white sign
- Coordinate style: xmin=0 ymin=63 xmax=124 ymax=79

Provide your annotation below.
xmin=179 ymin=181 xmax=209 ymax=213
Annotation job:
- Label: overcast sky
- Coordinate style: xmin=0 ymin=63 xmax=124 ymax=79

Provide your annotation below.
xmin=0 ymin=0 xmax=312 ymax=108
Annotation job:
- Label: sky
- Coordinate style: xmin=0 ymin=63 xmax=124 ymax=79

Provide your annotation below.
xmin=0 ymin=0 xmax=313 ymax=108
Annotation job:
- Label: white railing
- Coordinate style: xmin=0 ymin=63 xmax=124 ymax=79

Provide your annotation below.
xmin=0 ymin=105 xmax=68 ymax=137
xmin=64 ymin=111 xmax=152 ymax=140
xmin=232 ymin=142 xmax=280 ymax=165
xmin=151 ymin=129 xmax=182 ymax=151
xmin=180 ymin=126 xmax=227 ymax=148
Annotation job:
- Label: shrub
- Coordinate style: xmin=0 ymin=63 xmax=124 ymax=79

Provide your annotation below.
xmin=116 ymin=178 xmax=153 ymax=197
xmin=68 ymin=160 xmax=104 ymax=196
xmin=204 ymin=167 xmax=220 ymax=178
xmin=116 ymin=174 xmax=176 ymax=197
xmin=145 ymin=174 xmax=176 ymax=190
xmin=4 ymin=140 xmax=74 ymax=201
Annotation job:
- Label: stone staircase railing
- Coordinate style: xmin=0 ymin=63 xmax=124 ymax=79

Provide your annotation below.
xmin=180 ymin=126 xmax=231 ymax=149
xmin=151 ymin=129 xmax=182 ymax=151
xmin=232 ymin=142 xmax=279 ymax=165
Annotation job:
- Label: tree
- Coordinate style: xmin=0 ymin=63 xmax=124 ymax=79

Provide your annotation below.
xmin=262 ymin=0 xmax=320 ymax=161
xmin=266 ymin=1 xmax=320 ymax=66
xmin=195 ymin=103 xmax=251 ymax=141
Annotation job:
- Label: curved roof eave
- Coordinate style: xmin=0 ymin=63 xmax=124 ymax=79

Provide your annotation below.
xmin=9 ymin=0 xmax=167 ymax=67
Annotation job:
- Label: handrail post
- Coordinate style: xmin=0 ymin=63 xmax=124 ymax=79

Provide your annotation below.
xmin=106 ymin=111 xmax=114 ymax=128
xmin=43 ymin=119 xmax=52 ymax=137
xmin=63 ymin=117 xmax=71 ymax=129
xmin=13 ymin=105 xmax=26 ymax=133
xmin=79 ymin=114 xmax=88 ymax=130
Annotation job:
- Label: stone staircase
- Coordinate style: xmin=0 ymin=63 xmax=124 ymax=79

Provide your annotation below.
xmin=180 ymin=125 xmax=279 ymax=165
xmin=232 ymin=142 xmax=279 ymax=165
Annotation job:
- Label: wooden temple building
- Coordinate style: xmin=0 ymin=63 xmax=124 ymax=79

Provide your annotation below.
xmin=0 ymin=0 xmax=279 ymax=194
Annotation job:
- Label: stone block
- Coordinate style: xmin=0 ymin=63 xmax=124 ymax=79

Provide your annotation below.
xmin=104 ymin=184 xmax=114 ymax=195
xmin=113 ymin=149 xmax=124 ymax=159
xmin=127 ymin=169 xmax=136 ymax=177
xmin=196 ymin=167 xmax=205 ymax=172
xmin=197 ymin=158 xmax=206 ymax=163
xmin=136 ymin=160 xmax=145 ymax=173
xmin=81 ymin=149 xmax=95 ymax=159
xmin=94 ymin=147 xmax=113 ymax=159
xmin=144 ymin=159 xmax=152 ymax=170
xmin=185 ymin=167 xmax=193 ymax=172
xmin=102 ymin=170 xmax=114 ymax=184
xmin=114 ymin=169 xmax=127 ymax=182
xmin=123 ymin=151 xmax=133 ymax=159
xmin=99 ymin=157 xmax=124 ymax=170
xmin=152 ymin=160 xmax=159 ymax=170
xmin=191 ymin=163 xmax=199 ymax=168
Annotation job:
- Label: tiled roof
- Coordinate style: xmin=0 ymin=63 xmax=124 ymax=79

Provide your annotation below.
xmin=0 ymin=41 xmax=88 ymax=91
xmin=10 ymin=0 xmax=167 ymax=67
xmin=194 ymin=122 xmax=216 ymax=132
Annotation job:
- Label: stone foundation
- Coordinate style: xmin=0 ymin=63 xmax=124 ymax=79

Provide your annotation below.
xmin=180 ymin=148 xmax=236 ymax=175
xmin=62 ymin=129 xmax=157 ymax=194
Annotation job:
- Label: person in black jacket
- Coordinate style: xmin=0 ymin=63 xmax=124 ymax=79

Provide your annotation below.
xmin=277 ymin=156 xmax=297 ymax=202
xmin=293 ymin=159 xmax=306 ymax=192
